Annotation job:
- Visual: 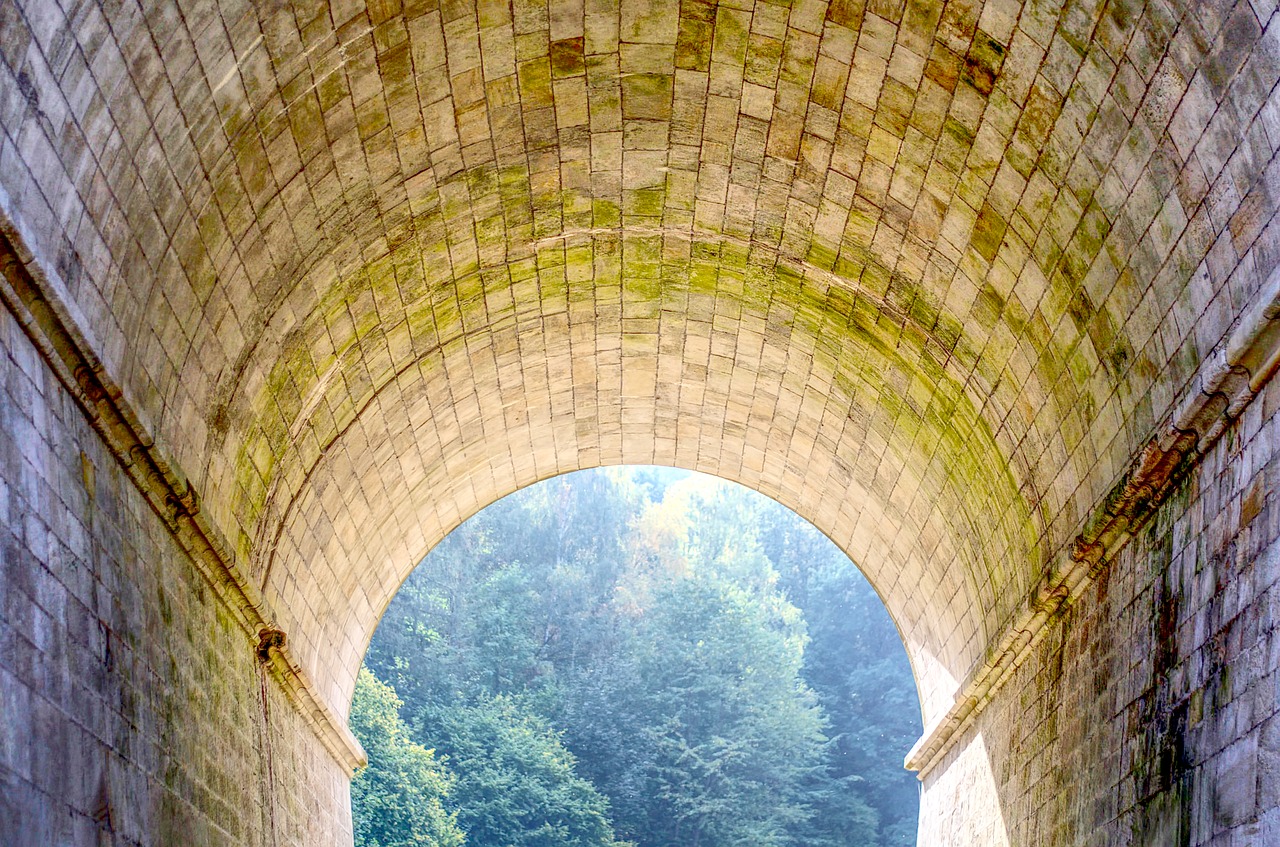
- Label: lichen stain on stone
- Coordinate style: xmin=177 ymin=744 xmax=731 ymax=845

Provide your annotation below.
xmin=224 ymin=193 xmax=1057 ymax=614
xmin=1133 ymin=525 xmax=1193 ymax=847
xmin=550 ymin=38 xmax=586 ymax=79
xmin=675 ymin=6 xmax=715 ymax=72
xmin=1135 ymin=778 xmax=1192 ymax=847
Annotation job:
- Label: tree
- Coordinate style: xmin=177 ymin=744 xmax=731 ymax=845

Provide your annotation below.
xmin=754 ymin=496 xmax=922 ymax=845
xmin=349 ymin=668 xmax=464 ymax=847
xmin=412 ymin=695 xmax=627 ymax=847
xmin=580 ymin=574 xmax=873 ymax=847
xmin=655 ymin=480 xmax=919 ymax=845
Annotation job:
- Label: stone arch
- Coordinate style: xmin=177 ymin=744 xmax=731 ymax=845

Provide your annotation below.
xmin=249 ymin=235 xmax=1044 ymax=722
xmin=2 ymin=0 xmax=1280 ymax=843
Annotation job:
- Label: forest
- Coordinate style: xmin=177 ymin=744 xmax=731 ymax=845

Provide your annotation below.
xmin=351 ymin=468 xmax=920 ymax=847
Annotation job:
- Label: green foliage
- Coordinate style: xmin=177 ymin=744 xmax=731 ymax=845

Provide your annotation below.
xmin=413 ymin=696 xmax=627 ymax=847
xmin=752 ymin=498 xmax=922 ymax=843
xmin=353 ymin=468 xmax=919 ymax=847
xmin=350 ymin=668 xmax=464 ymax=847
xmin=620 ymin=575 xmax=849 ymax=847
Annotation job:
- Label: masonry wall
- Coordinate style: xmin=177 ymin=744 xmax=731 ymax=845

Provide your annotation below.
xmin=3 ymin=267 xmax=1277 ymax=847
xmin=920 ymin=374 xmax=1280 ymax=845
xmin=1 ymin=248 xmax=1277 ymax=847
xmin=0 ymin=305 xmax=352 ymax=845
xmin=2 ymin=242 xmax=1276 ymax=847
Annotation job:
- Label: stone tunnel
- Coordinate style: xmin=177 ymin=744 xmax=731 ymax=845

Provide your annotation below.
xmin=0 ymin=0 xmax=1279 ymax=843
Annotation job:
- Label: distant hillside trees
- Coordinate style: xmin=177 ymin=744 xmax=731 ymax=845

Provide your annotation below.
xmin=352 ymin=468 xmax=919 ymax=847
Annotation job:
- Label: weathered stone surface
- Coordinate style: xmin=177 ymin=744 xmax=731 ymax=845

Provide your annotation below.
xmin=0 ymin=304 xmax=351 ymax=845
xmin=0 ymin=0 xmax=1278 ymax=844
xmin=921 ymin=373 xmax=1280 ymax=845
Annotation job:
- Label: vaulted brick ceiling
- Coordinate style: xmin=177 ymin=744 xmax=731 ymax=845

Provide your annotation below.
xmin=1 ymin=0 xmax=1274 ymax=719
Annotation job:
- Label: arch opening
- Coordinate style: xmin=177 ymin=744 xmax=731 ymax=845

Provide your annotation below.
xmin=353 ymin=466 xmax=925 ymax=847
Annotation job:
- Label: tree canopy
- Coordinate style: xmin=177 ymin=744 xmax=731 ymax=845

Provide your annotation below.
xmin=352 ymin=468 xmax=920 ymax=847
xmin=349 ymin=668 xmax=464 ymax=847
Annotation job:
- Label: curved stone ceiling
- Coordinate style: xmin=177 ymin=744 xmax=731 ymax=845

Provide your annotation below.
xmin=1 ymin=0 xmax=1277 ymax=720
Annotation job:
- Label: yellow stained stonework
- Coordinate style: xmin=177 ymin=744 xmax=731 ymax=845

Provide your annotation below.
xmin=0 ymin=0 xmax=1279 ymax=844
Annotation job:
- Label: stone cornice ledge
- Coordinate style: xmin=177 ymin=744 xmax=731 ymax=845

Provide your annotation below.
xmin=0 ymin=219 xmax=366 ymax=777
xmin=257 ymin=629 xmax=367 ymax=774
xmin=906 ymin=266 xmax=1280 ymax=780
